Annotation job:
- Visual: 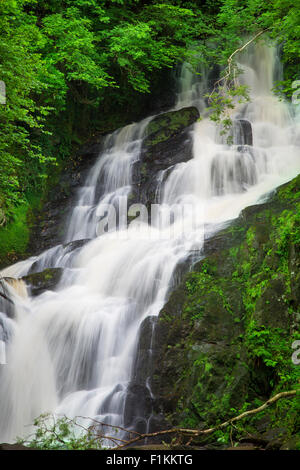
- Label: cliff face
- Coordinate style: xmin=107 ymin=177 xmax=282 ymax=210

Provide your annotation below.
xmin=1 ymin=101 xmax=299 ymax=449
xmin=134 ymin=174 xmax=300 ymax=449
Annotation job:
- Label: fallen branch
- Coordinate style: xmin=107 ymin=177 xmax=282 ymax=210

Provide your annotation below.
xmin=113 ymin=390 xmax=297 ymax=449
xmin=210 ymin=29 xmax=270 ymax=99
xmin=21 ymin=390 xmax=297 ymax=450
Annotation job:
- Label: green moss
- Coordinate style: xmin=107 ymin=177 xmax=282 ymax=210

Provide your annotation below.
xmin=0 ymin=203 xmax=30 ymax=267
xmin=154 ymin=174 xmax=300 ymax=445
xmin=144 ymin=107 xmax=199 ymax=148
xmin=276 ymin=174 xmax=300 ymax=201
xmin=0 ymin=190 xmax=43 ymax=269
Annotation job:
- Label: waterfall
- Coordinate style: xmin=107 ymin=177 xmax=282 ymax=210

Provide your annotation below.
xmin=0 ymin=42 xmax=299 ymax=444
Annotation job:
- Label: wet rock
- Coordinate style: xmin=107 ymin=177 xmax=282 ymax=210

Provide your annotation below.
xmin=23 ymin=268 xmax=63 ymax=296
xmin=123 ymin=383 xmax=154 ymax=434
xmin=62 ymin=238 xmax=90 ymax=254
xmin=133 ymin=174 xmax=300 ymax=440
xmin=132 ymin=107 xmax=199 ymax=208
xmin=28 ymin=238 xmax=89 ymax=275
xmin=233 ymin=119 xmax=253 ymax=146
xmin=0 ymin=279 xmax=15 ymax=318
xmin=132 ymin=316 xmax=157 ymax=385
xmin=142 ymin=106 xmax=199 ymax=164
xmin=28 ymin=140 xmax=102 ymax=255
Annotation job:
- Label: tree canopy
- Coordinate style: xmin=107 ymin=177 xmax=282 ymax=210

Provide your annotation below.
xmin=0 ymin=0 xmax=299 ymax=220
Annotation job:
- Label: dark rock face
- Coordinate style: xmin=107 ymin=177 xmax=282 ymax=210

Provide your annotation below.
xmin=142 ymin=107 xmax=199 ymax=162
xmin=233 ymin=119 xmax=253 ymax=146
xmin=239 ymin=119 xmax=253 ymax=146
xmin=132 ymin=174 xmax=300 ymax=446
xmin=23 ymin=268 xmax=63 ymax=296
xmin=123 ymin=383 xmax=153 ymax=433
xmin=132 ymin=106 xmax=199 ymax=208
xmin=28 ymin=140 xmax=103 ymax=255
xmin=62 ymin=238 xmax=90 ymax=254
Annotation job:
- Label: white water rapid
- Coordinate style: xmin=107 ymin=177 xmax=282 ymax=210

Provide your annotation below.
xmin=0 ymin=42 xmax=299 ymax=444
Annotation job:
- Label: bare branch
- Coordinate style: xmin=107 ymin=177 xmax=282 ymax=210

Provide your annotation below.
xmin=75 ymin=415 xmax=142 ymax=437
xmin=210 ymin=29 xmax=270 ymax=99
xmin=113 ymin=390 xmax=297 ymax=449
xmin=22 ymin=391 xmax=297 ymax=450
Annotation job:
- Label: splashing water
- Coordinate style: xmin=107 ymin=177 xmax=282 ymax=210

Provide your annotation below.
xmin=0 ymin=42 xmax=299 ymax=443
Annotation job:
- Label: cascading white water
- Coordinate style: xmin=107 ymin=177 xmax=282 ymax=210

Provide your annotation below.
xmin=0 ymin=42 xmax=299 ymax=443
xmin=175 ymin=61 xmax=208 ymax=111
xmin=65 ymin=118 xmax=153 ymax=243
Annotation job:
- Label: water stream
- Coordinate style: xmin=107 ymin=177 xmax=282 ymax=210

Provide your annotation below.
xmin=0 ymin=42 xmax=299 ymax=443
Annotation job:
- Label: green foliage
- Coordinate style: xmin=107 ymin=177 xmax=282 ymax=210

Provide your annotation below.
xmin=202 ymin=0 xmax=300 ymax=137
xmin=206 ymin=85 xmax=250 ymax=142
xmin=107 ymin=4 xmax=199 ymax=93
xmin=0 ymin=0 xmax=299 ymax=226
xmin=0 ymin=203 xmax=30 ymax=267
xmin=19 ymin=414 xmax=105 ymax=450
xmin=167 ymin=176 xmax=300 ymax=442
xmin=0 ymin=0 xmax=54 ymax=217
xmin=0 ymin=0 xmax=211 ymax=224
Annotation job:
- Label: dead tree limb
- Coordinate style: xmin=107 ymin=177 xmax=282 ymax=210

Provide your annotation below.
xmin=22 ymin=391 xmax=297 ymax=449
xmin=210 ymin=29 xmax=270 ymax=99
xmin=113 ymin=390 xmax=297 ymax=449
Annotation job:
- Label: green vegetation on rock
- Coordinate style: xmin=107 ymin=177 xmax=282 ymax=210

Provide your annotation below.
xmin=144 ymin=107 xmax=200 ymax=148
xmin=152 ymin=174 xmax=300 ymax=448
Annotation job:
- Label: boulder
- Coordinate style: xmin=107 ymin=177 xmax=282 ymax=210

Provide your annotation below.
xmin=131 ymin=106 xmax=200 ymax=208
xmin=23 ymin=268 xmax=63 ymax=296
xmin=233 ymin=119 xmax=253 ymax=146
xmin=123 ymin=383 xmax=153 ymax=434
xmin=142 ymin=106 xmax=200 ymax=165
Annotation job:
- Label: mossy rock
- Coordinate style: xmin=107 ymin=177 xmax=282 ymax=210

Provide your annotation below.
xmin=143 ymin=106 xmax=200 ymax=149
xmin=23 ymin=268 xmax=63 ymax=296
xmin=136 ymin=173 xmax=300 ymax=443
xmin=131 ymin=107 xmax=200 ymax=209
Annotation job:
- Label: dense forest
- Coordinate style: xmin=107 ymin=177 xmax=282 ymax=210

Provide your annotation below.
xmin=0 ymin=0 xmax=299 ymax=454
xmin=0 ymin=0 xmax=299 ymax=244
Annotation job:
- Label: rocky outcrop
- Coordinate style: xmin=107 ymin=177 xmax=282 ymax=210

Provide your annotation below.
xmin=23 ymin=268 xmax=63 ymax=296
xmin=27 ymin=141 xmax=103 ymax=256
xmin=142 ymin=107 xmax=199 ymax=164
xmin=131 ymin=107 xmax=200 ymax=209
xmin=132 ymin=173 xmax=300 ymax=448
xmin=0 ymin=279 xmax=15 ymax=319
xmin=233 ymin=119 xmax=253 ymax=146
